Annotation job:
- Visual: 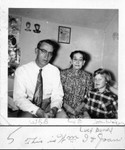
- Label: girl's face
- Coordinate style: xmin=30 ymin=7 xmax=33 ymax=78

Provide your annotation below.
xmin=71 ymin=53 xmax=85 ymax=70
xmin=94 ymin=74 xmax=107 ymax=91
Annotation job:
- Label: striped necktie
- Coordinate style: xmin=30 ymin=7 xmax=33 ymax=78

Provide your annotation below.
xmin=32 ymin=69 xmax=43 ymax=107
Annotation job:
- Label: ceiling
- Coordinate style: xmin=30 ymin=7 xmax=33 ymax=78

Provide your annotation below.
xmin=9 ymin=8 xmax=118 ymax=30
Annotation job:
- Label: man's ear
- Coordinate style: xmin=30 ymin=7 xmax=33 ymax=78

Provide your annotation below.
xmin=35 ymin=48 xmax=38 ymax=54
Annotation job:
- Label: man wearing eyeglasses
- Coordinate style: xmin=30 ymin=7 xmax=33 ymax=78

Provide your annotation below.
xmin=13 ymin=39 xmax=67 ymax=118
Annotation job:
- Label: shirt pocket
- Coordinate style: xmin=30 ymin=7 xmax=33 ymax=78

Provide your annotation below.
xmin=44 ymin=88 xmax=52 ymax=98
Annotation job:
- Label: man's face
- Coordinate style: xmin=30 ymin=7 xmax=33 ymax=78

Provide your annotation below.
xmin=36 ymin=42 xmax=53 ymax=68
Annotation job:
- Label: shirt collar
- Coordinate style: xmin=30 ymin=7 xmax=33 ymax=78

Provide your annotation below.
xmin=96 ymin=88 xmax=110 ymax=94
xmin=69 ymin=67 xmax=83 ymax=76
xmin=34 ymin=61 xmax=50 ymax=70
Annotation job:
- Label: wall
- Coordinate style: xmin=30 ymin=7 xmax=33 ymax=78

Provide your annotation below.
xmin=19 ymin=16 xmax=104 ymax=71
xmin=103 ymin=13 xmax=118 ymax=82
xmin=55 ymin=26 xmax=104 ymax=72
xmin=8 ymin=15 xmax=105 ymax=91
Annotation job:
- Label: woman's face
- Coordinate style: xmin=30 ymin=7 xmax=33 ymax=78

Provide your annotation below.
xmin=71 ymin=53 xmax=85 ymax=70
xmin=94 ymin=74 xmax=107 ymax=90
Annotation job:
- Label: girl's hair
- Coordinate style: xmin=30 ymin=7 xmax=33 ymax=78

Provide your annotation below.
xmin=94 ymin=68 xmax=113 ymax=86
xmin=70 ymin=50 xmax=87 ymax=61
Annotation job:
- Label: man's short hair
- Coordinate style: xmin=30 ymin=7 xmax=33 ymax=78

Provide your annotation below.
xmin=37 ymin=39 xmax=60 ymax=54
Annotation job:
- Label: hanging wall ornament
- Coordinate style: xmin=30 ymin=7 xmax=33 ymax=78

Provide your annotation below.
xmin=33 ymin=23 xmax=41 ymax=33
xmin=25 ymin=21 xmax=31 ymax=31
xmin=8 ymin=15 xmax=22 ymax=78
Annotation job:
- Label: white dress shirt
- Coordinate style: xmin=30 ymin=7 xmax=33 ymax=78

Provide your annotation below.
xmin=13 ymin=61 xmax=64 ymax=115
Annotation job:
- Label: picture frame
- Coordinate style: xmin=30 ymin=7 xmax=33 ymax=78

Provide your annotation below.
xmin=58 ymin=26 xmax=71 ymax=44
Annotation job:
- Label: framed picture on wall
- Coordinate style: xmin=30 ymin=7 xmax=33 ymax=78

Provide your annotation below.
xmin=58 ymin=26 xmax=71 ymax=44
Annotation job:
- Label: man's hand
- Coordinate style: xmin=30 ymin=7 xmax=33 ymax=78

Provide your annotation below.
xmin=45 ymin=107 xmax=58 ymax=118
xmin=36 ymin=108 xmax=45 ymax=118
xmin=45 ymin=110 xmax=54 ymax=118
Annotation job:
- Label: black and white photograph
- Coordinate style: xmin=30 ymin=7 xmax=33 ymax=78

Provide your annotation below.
xmin=0 ymin=0 xmax=125 ymax=149
xmin=7 ymin=8 xmax=118 ymax=120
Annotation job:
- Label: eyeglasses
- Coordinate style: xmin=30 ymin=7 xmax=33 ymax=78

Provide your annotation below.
xmin=73 ymin=58 xmax=83 ymax=62
xmin=38 ymin=48 xmax=53 ymax=56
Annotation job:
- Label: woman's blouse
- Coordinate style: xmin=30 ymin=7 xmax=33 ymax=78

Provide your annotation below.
xmin=60 ymin=68 xmax=93 ymax=118
xmin=84 ymin=88 xmax=118 ymax=118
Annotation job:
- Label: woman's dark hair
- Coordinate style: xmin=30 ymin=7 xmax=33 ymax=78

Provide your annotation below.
xmin=69 ymin=50 xmax=90 ymax=70
xmin=70 ymin=50 xmax=88 ymax=61
xmin=94 ymin=68 xmax=113 ymax=86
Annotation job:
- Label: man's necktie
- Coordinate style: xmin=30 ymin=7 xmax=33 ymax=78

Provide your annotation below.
xmin=32 ymin=69 xmax=43 ymax=107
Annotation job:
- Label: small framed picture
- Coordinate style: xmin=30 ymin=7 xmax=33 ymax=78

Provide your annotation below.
xmin=58 ymin=26 xmax=71 ymax=44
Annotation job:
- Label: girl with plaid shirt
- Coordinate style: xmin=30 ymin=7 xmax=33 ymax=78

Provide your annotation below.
xmin=84 ymin=68 xmax=118 ymax=119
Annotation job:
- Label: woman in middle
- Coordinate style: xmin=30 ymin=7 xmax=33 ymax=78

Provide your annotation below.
xmin=60 ymin=50 xmax=93 ymax=118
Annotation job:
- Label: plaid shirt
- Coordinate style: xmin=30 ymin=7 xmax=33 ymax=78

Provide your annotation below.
xmin=84 ymin=88 xmax=118 ymax=118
